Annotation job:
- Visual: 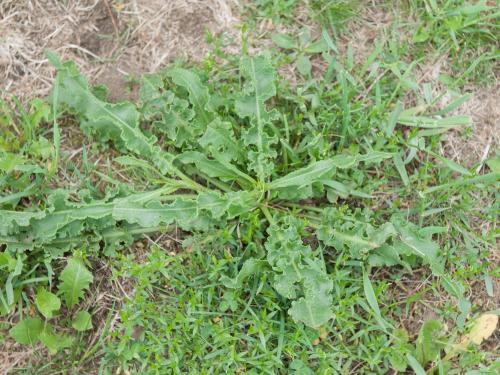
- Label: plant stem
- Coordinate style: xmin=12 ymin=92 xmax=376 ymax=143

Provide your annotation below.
xmin=260 ymin=204 xmax=274 ymax=224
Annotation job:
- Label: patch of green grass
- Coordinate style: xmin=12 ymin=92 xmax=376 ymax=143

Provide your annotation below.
xmin=102 ymin=242 xmax=396 ymax=373
xmin=243 ymin=0 xmax=359 ymax=30
xmin=403 ymin=0 xmax=499 ymax=86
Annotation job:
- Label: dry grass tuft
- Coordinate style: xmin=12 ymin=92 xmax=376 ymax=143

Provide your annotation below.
xmin=0 ymin=343 xmax=35 ymax=375
xmin=0 ymin=0 xmax=239 ymax=102
xmin=122 ymin=0 xmax=238 ymax=69
xmin=415 ymin=57 xmax=500 ymax=167
xmin=337 ymin=2 xmax=398 ymax=65
xmin=1 ymin=0 xmax=109 ymax=99
xmin=443 ymin=84 xmax=500 ymax=169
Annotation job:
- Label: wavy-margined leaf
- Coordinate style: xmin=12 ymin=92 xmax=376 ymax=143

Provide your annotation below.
xmin=265 ymin=216 xmax=334 ymax=328
xmin=139 ymin=73 xmax=164 ymax=106
xmin=288 ymin=260 xmax=334 ymax=328
xmin=113 ymin=191 xmax=254 ymax=228
xmin=1 ymin=187 xmax=258 ymax=252
xmin=317 ymin=209 xmax=442 ymax=271
xmin=178 ymin=151 xmax=255 ymax=186
xmin=367 ymin=244 xmax=410 ymax=268
xmin=197 ymin=191 xmax=256 ymax=219
xmin=58 ymin=257 xmax=93 ymax=308
xmin=317 ymin=208 xmax=397 ymax=259
xmin=392 ymin=219 xmax=441 ymax=272
xmin=112 ymin=192 xmax=251 ymax=224
xmin=199 ymin=118 xmax=244 ymax=163
xmin=268 ymin=152 xmax=393 ymax=190
xmin=166 ymin=68 xmax=212 ymax=125
xmin=31 ymin=191 xmax=114 ymax=241
xmin=269 ymin=159 xmax=336 ymax=189
xmin=0 ymin=211 xmax=45 ymax=235
xmin=2 ymin=187 xmax=175 ymax=246
xmin=47 ymin=52 xmax=174 ymax=175
xmin=48 ymin=53 xmax=153 ymax=156
xmin=236 ymin=56 xmax=278 ymax=181
xmin=113 ymin=199 xmax=198 ymax=228
xmin=159 ymin=95 xmax=196 ymax=147
xmin=139 ymin=76 xmax=200 ymax=147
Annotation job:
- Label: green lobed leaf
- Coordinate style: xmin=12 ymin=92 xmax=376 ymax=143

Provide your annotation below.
xmin=58 ymin=257 xmax=93 ymax=308
xmin=269 ymin=152 xmax=393 ymax=190
xmin=198 ymin=118 xmax=244 ymax=163
xmin=265 ymin=216 xmax=334 ymax=328
xmin=112 ymin=199 xmax=195 ymax=228
xmin=268 ymin=159 xmax=336 ymax=189
xmin=0 ymin=210 xmax=45 ymax=236
xmin=177 ymin=151 xmax=251 ymax=184
xmin=47 ymin=53 xmax=175 ymax=175
xmin=317 ymin=208 xmax=397 ymax=259
xmin=1 ymin=187 xmax=261 ymax=251
xmin=139 ymin=73 xmax=164 ymax=105
xmin=236 ymin=56 xmax=278 ymax=181
xmin=288 ymin=259 xmax=335 ymax=328
xmin=166 ymin=67 xmax=211 ymax=125
xmin=150 ymin=92 xmax=197 ymax=147
xmin=393 ymin=219 xmax=441 ymax=271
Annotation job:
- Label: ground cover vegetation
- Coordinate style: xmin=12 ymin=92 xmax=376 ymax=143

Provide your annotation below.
xmin=0 ymin=0 xmax=499 ymax=374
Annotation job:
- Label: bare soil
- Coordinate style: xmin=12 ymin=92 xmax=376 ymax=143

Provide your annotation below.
xmin=0 ymin=0 xmax=238 ymax=102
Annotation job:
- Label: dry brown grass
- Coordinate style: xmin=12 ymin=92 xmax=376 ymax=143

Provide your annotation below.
xmin=443 ymin=84 xmax=500 ymax=168
xmin=0 ymin=0 xmax=239 ymax=102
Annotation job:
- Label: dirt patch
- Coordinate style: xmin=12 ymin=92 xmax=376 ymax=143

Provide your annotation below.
xmin=0 ymin=0 xmax=239 ymax=102
xmin=442 ymin=84 xmax=500 ymax=168
xmin=337 ymin=1 xmax=400 ymax=66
